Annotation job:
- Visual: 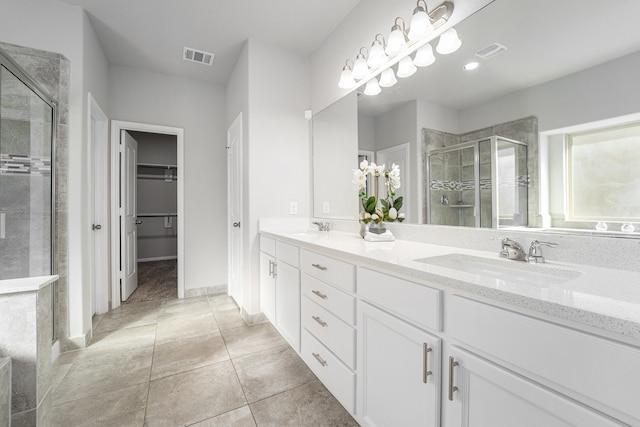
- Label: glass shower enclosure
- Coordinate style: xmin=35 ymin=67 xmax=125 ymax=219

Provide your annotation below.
xmin=427 ymin=136 xmax=528 ymax=228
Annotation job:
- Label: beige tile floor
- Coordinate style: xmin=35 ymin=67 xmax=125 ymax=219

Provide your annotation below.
xmin=50 ymin=294 xmax=360 ymax=427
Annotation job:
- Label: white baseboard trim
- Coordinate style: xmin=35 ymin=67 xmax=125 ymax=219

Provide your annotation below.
xmin=241 ymin=307 xmax=267 ymax=325
xmin=184 ymin=284 xmax=227 ymax=298
xmin=137 ymin=256 xmax=178 ymax=263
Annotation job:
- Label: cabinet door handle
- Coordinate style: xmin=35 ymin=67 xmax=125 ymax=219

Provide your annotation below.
xmin=272 ymin=262 xmax=277 ymax=279
xmin=268 ymin=260 xmax=273 ymax=277
xmin=312 ymin=316 xmax=327 ymax=327
xmin=312 ymin=290 xmax=327 ymax=300
xmin=312 ymin=263 xmax=327 ymax=271
xmin=423 ymin=343 xmax=432 ymax=384
xmin=312 ymin=352 xmax=327 ymax=367
xmin=448 ymin=356 xmax=459 ymax=401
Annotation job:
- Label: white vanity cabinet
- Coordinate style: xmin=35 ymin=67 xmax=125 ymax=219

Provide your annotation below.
xmin=356 ymin=267 xmax=442 ymax=427
xmin=444 ymin=295 xmax=640 ymax=426
xmin=259 ymin=236 xmax=301 ymax=351
xmin=299 ymin=249 xmax=357 ymax=414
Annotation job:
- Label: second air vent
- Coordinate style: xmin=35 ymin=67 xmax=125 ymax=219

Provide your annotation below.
xmin=475 ymin=43 xmax=507 ymax=59
xmin=183 ymin=47 xmax=215 ymax=66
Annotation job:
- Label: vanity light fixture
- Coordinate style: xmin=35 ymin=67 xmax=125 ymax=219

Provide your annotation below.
xmin=364 ymin=77 xmax=382 ymax=96
xmin=408 ymin=0 xmax=433 ymax=41
xmin=378 ymin=68 xmax=398 ymax=87
xmin=414 ymin=43 xmax=436 ymax=67
xmin=436 ymin=27 xmax=462 ymax=54
xmin=352 ymin=48 xmax=370 ymax=80
xmin=338 ymin=1 xmax=460 ymax=94
xmin=386 ymin=18 xmax=409 ymax=56
xmin=367 ymin=34 xmax=389 ymax=68
xmin=397 ymin=55 xmax=418 ymax=78
xmin=338 ymin=59 xmax=357 ymax=89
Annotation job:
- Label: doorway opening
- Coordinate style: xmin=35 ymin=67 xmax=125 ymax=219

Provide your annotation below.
xmin=110 ymin=121 xmax=184 ymax=309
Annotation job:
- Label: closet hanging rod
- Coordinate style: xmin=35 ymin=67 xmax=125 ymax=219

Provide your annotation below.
xmin=137 ymin=162 xmax=177 ymax=169
xmin=137 ymin=213 xmax=178 ymax=218
xmin=137 ymin=174 xmax=178 ymax=180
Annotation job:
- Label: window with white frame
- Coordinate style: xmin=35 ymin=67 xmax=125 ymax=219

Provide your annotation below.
xmin=565 ymin=122 xmax=640 ymax=222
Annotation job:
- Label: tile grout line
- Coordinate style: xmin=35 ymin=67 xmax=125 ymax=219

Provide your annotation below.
xmin=141 ymin=310 xmax=160 ymax=426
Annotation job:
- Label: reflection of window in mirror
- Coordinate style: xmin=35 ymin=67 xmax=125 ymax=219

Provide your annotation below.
xmin=358 ymin=150 xmax=375 ymax=198
xmin=566 ymin=122 xmax=640 ymax=222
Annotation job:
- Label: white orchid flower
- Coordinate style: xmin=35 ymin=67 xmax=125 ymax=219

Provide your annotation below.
xmin=352 ymin=169 xmax=366 ymax=190
xmin=388 ymin=207 xmax=398 ymax=219
xmin=359 ymin=159 xmax=369 ymax=170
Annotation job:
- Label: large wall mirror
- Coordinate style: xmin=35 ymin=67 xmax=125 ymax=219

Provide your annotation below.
xmin=313 ymin=0 xmax=640 ymax=234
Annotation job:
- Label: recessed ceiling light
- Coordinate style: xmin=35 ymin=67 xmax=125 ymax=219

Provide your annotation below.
xmin=463 ymin=61 xmax=480 ymax=71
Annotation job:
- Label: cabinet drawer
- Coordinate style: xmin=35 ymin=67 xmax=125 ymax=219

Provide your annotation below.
xmin=357 ymin=267 xmax=441 ymax=332
xmin=302 ymin=296 xmax=356 ymax=369
xmin=260 ymin=236 xmax=275 ymax=257
xmin=276 ymin=241 xmax=299 ymax=267
xmin=302 ymin=273 xmax=355 ymax=325
xmin=301 ymin=329 xmax=355 ymax=414
xmin=300 ymin=249 xmax=355 ymax=292
xmin=449 ymin=296 xmax=640 ymax=424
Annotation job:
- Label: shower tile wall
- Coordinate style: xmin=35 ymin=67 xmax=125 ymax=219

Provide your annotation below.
xmin=423 ymin=116 xmax=539 ymax=227
xmin=0 ymin=42 xmax=70 ymax=348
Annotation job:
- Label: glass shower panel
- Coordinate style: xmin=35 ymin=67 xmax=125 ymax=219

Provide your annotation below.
xmin=0 ymin=64 xmax=54 ymax=279
xmin=428 ymin=146 xmax=477 ymax=227
xmin=496 ymin=138 xmax=528 ymax=227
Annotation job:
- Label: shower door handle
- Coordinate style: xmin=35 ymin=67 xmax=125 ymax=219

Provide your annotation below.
xmin=92 ymin=224 xmax=102 ymax=230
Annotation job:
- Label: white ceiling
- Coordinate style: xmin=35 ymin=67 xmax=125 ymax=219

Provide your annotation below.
xmin=358 ymin=0 xmax=640 ymax=115
xmin=64 ymin=0 xmax=361 ymax=85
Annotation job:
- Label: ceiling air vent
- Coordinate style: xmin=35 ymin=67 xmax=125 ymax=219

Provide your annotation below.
xmin=474 ymin=43 xmax=507 ymax=59
xmin=183 ymin=47 xmax=215 ymax=66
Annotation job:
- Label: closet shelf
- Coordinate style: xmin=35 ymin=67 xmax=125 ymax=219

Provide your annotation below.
xmin=137 ymin=213 xmax=178 ymax=218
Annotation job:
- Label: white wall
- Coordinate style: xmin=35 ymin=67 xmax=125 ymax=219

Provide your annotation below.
xmin=226 ymin=39 xmax=310 ymax=319
xmin=245 ymin=39 xmax=310 ymax=317
xmin=358 ymin=113 xmax=376 ymax=151
xmin=0 ymin=0 xmax=110 ymax=344
xmin=108 ymin=65 xmax=228 ymax=293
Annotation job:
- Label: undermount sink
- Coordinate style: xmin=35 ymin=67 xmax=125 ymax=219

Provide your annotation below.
xmin=414 ymin=253 xmax=581 ymax=286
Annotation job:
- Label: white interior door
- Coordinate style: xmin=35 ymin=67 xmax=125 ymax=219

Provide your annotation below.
xmin=227 ymin=113 xmax=243 ymax=305
xmin=377 ymin=143 xmax=411 ymax=221
xmin=121 ymin=130 xmax=138 ymax=301
xmin=89 ymin=93 xmax=109 ymax=314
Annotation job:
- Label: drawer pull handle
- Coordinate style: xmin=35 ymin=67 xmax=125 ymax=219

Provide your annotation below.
xmin=312 ymin=352 xmax=327 ymax=367
xmin=312 ymin=290 xmax=328 ymax=299
xmin=312 ymin=316 xmax=327 ymax=327
xmin=423 ymin=343 xmax=432 ymax=384
xmin=448 ymin=356 xmax=459 ymax=401
xmin=312 ymin=263 xmax=327 ymax=271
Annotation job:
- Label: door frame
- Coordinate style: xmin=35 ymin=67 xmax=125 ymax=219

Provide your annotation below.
xmin=110 ymin=120 xmax=185 ymax=309
xmin=88 ymin=93 xmax=109 ymax=315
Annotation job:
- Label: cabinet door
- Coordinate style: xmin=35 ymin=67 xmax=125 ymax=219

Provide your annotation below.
xmin=445 ymin=346 xmax=625 ymax=427
xmin=357 ymin=301 xmax=440 ymax=427
xmin=259 ymin=252 xmax=276 ymax=323
xmin=275 ymin=261 xmax=300 ymax=352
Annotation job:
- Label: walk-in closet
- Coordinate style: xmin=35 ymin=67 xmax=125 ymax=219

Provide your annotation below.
xmin=125 ymin=131 xmax=178 ymax=303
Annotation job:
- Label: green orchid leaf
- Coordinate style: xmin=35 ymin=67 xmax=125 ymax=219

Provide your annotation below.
xmin=393 ymin=196 xmax=403 ymax=211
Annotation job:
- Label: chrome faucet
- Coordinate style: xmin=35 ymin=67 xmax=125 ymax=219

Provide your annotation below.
xmin=312 ymin=221 xmax=331 ymax=232
xmin=499 ymin=238 xmax=527 ymax=261
xmin=527 ymin=240 xmax=558 ymax=264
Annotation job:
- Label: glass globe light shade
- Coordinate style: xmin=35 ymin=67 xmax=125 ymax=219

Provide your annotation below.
xmin=408 ymin=7 xmax=432 ymax=41
xmin=386 ymin=25 xmax=407 ymax=56
xmin=436 ymin=27 xmax=462 ymax=55
xmin=378 ymin=68 xmax=397 ymax=88
xmin=338 ymin=66 xmax=356 ymax=89
xmin=367 ymin=41 xmax=388 ymax=68
xmin=352 ymin=53 xmax=370 ymax=80
xmin=396 ymin=56 xmax=417 ymax=78
xmin=414 ymin=43 xmax=436 ymax=67
xmin=363 ymin=78 xmax=382 ymax=96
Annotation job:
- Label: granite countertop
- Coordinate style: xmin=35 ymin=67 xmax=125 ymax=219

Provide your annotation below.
xmin=0 ymin=275 xmax=58 ymax=295
xmin=260 ymin=228 xmax=640 ymax=342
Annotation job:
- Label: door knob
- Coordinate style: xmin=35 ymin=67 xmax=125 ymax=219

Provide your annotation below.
xmin=135 ymin=220 xmax=142 ymax=225
xmin=233 ymin=222 xmax=241 ymax=228
xmin=92 ymin=224 xmax=102 ymax=230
